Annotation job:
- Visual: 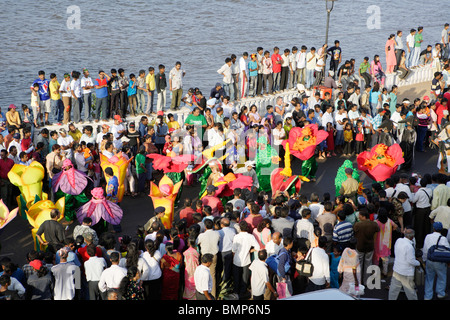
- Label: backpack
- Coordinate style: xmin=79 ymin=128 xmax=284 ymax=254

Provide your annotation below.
xmin=427 ymin=236 xmax=450 ymax=263
xmin=266 ymin=251 xmax=290 ymax=276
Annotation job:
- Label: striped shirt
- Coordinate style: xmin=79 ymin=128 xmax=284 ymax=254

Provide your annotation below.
xmin=332 ymin=221 xmax=354 ymax=243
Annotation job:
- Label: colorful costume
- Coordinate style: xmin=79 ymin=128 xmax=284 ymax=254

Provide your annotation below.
xmin=100 ymin=152 xmax=133 ymax=204
xmin=334 ymin=160 xmax=361 ymax=197
xmin=255 ymin=135 xmax=280 ymax=193
xmin=149 ymin=174 xmax=183 ymax=229
xmin=51 ymin=159 xmax=89 ymax=222
xmin=356 ymin=144 xmax=404 ymax=183
xmin=282 ymin=124 xmax=328 ymax=181
xmin=76 ymin=187 xmax=123 ymax=226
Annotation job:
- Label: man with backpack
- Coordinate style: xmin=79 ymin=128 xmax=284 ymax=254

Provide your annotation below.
xmin=422 ymin=222 xmax=450 ymax=300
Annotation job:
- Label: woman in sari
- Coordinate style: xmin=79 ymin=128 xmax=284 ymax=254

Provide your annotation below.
xmin=182 ymin=236 xmax=200 ymax=300
xmin=160 ymin=241 xmax=183 ymax=300
xmin=373 ymin=208 xmax=398 ymax=276
xmin=337 ymin=240 xmax=361 ymax=294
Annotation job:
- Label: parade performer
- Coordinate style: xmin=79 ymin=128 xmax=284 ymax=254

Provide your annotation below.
xmin=149 ymin=174 xmax=183 ymax=229
xmin=255 ymin=135 xmax=280 ymax=193
xmin=51 ymin=159 xmax=89 ymax=223
xmin=0 ymin=200 xmax=18 ymax=230
xmin=270 ymin=142 xmax=307 ymax=199
xmin=282 ymin=124 xmax=328 ymax=182
xmin=100 ymin=152 xmax=133 ymax=204
xmin=356 ymin=143 xmax=404 ymax=184
xmin=334 ymin=160 xmax=361 ymax=198
xmin=7 ymin=161 xmax=47 ymax=220
xmin=76 ymin=187 xmax=123 ymax=227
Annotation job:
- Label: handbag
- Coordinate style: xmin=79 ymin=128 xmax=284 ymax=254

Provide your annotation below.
xmin=414 ymin=263 xmax=425 ymax=287
xmin=296 ymin=248 xmax=314 ymax=277
xmin=276 ymin=281 xmax=292 ymax=300
xmin=427 ymin=236 xmax=450 ymax=263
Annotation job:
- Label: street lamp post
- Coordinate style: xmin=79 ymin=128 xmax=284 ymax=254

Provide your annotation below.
xmin=324 ymin=0 xmax=336 ymax=80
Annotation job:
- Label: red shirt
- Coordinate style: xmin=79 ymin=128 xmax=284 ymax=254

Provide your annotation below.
xmin=271 ymin=53 xmax=282 ymax=73
xmin=201 ymin=195 xmax=224 ymax=217
xmin=21 ymin=138 xmax=32 ymax=154
xmin=77 ymin=245 xmax=103 ymax=263
xmin=0 ymin=157 xmax=14 ymax=179
xmin=179 ymin=207 xmax=196 ymax=227
xmin=244 ymin=214 xmax=263 ymax=234
xmin=436 ymin=102 xmax=448 ymax=125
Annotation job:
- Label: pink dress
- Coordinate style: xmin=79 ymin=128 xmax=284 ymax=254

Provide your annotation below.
xmin=373 ymin=218 xmax=396 ymax=264
xmin=385 ymin=39 xmax=397 ymax=73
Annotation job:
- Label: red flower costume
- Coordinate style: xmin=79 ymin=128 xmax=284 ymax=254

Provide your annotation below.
xmin=356 ymin=144 xmax=404 ymax=182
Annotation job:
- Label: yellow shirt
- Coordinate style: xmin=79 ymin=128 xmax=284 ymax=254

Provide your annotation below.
xmin=49 ymin=80 xmax=61 ymax=100
xmin=68 ymin=129 xmax=82 ymax=142
xmin=145 ymin=74 xmax=156 ymax=91
xmin=168 ymin=120 xmax=180 ymax=130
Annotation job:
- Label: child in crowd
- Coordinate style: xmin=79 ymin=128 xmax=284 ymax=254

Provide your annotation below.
xmin=355 ymin=120 xmax=365 ymax=155
xmin=343 ymin=122 xmax=353 ymax=157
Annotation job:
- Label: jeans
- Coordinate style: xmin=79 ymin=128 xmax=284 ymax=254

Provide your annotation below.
xmin=306 ymin=68 xmax=315 ymax=89
xmin=356 ymin=250 xmax=374 ymax=285
xmin=221 ymin=251 xmax=233 ymax=285
xmin=443 ymin=43 xmax=449 ymax=60
xmin=360 ymin=72 xmax=372 ymax=88
xmin=424 ymin=260 xmax=447 ymax=300
xmin=120 ymin=90 xmax=128 ymax=118
xmin=145 ymin=90 xmax=154 ymax=114
xmin=256 ymin=73 xmax=264 ymax=95
xmin=273 ymin=72 xmax=281 ymax=92
xmin=136 ymin=89 xmax=146 ymax=114
xmin=289 ymin=70 xmax=297 ymax=89
xmin=110 ymin=90 xmax=120 ymax=117
xmin=231 ymin=74 xmax=238 ymax=100
xmin=96 ymin=96 xmax=108 ymax=120
xmin=83 ymin=93 xmax=92 ymax=121
xmin=280 ymin=66 xmax=289 ymax=91
xmin=51 ymin=99 xmax=64 ymax=123
xmin=263 ymin=74 xmax=273 ymax=94
xmin=412 ymin=47 xmax=421 ymax=67
xmin=405 ymin=47 xmax=414 ymax=68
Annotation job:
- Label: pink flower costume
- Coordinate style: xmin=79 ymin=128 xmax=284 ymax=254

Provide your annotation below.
xmin=76 ymin=187 xmax=123 ymax=226
xmin=52 ymin=159 xmax=88 ymax=196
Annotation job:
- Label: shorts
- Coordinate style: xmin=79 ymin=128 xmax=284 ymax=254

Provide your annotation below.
xmin=39 ymin=99 xmax=51 ymax=113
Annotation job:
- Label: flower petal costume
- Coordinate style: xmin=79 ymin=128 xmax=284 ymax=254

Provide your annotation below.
xmin=76 ymin=187 xmax=123 ymax=226
xmin=356 ymin=144 xmax=404 ymax=182
xmin=52 ymin=159 xmax=88 ymax=196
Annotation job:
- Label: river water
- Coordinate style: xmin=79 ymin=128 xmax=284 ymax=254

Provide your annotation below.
xmin=0 ymin=0 xmax=447 ymax=108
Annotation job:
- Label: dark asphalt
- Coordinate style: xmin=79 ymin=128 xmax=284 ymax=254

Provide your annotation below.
xmin=0 ymin=145 xmax=443 ymax=300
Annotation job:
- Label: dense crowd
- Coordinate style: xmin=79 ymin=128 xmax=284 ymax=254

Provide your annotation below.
xmin=0 ymin=24 xmax=450 ymax=301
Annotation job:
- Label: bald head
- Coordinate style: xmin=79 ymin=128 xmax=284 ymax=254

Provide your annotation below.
xmin=273 ymin=232 xmax=282 ymax=245
xmin=220 ymin=218 xmax=230 ymax=227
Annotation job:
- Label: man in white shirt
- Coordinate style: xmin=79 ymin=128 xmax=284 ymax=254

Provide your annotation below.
xmin=394 ymin=174 xmax=413 ymax=225
xmin=296 ymin=45 xmax=307 ymax=86
xmin=289 ymin=46 xmax=298 ymax=89
xmin=232 ymin=220 xmax=260 ymax=298
xmin=293 ymin=209 xmax=316 ymax=245
xmin=441 ymin=23 xmax=449 ymax=60
xmin=265 ymin=232 xmax=283 ymax=257
xmin=217 ymin=58 xmax=233 ymax=99
xmin=422 ymin=222 xmax=450 ymax=300
xmin=194 ymin=254 xmax=214 ymax=300
xmin=98 ymin=252 xmax=127 ymax=299
xmin=70 ymin=71 xmax=82 ymax=123
xmin=388 ymin=229 xmax=420 ymax=300
xmin=306 ymin=47 xmax=318 ymax=89
xmin=57 ymin=128 xmax=74 ymax=160
xmin=394 ymin=30 xmax=404 ymax=70
xmin=321 ymin=104 xmax=334 ymax=128
xmin=80 ymin=69 xmax=94 ymax=122
xmin=238 ymin=52 xmax=249 ymax=100
xmin=218 ymin=218 xmax=236 ymax=285
xmin=411 ymin=179 xmax=432 ymax=248
xmin=169 ymin=61 xmax=185 ymax=110
xmin=84 ymin=244 xmax=107 ymax=300
xmin=249 ymin=249 xmax=278 ymax=300
xmin=405 ymin=29 xmax=416 ymax=68
xmin=51 ymin=247 xmax=81 ymax=300
xmin=256 ymin=47 xmax=265 ymax=96
xmin=306 ymin=236 xmax=330 ymax=292
xmin=197 ymin=219 xmax=220 ymax=298
xmin=111 ymin=115 xmax=126 ymax=150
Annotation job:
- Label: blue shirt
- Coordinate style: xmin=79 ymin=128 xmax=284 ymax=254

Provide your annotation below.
xmin=128 ymin=80 xmax=137 ymax=96
xmin=94 ymin=78 xmax=109 ymax=99
xmin=248 ymin=61 xmax=258 ymax=77
xmin=31 ymin=78 xmax=50 ymax=101
xmin=139 ymin=122 xmax=148 ymax=138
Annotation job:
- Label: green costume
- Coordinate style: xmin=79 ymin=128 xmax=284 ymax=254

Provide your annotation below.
xmin=334 ymin=160 xmax=360 ymax=197
xmin=301 ymin=157 xmax=318 ymax=180
xmin=255 ymin=136 xmax=279 ymax=193
xmin=55 ymin=190 xmax=89 ymax=222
